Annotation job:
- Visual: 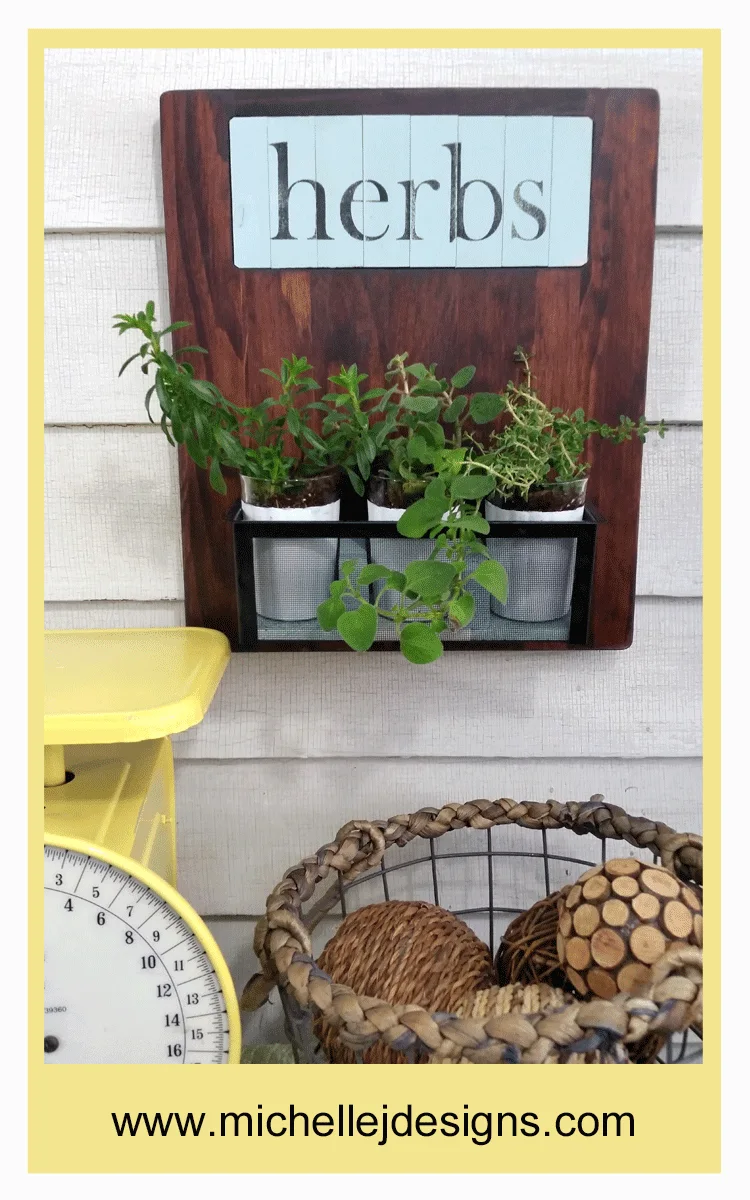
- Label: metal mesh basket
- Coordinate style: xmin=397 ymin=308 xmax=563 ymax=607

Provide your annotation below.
xmin=251 ymin=796 xmax=703 ymax=1065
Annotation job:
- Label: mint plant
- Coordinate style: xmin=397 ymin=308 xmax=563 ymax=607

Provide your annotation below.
xmin=316 ymin=364 xmax=398 ymax=496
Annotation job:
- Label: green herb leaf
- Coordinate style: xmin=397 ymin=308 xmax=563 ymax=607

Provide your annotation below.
xmin=450 ymin=474 xmax=496 ymax=499
xmin=451 ymin=365 xmax=476 ymax=390
xmin=397 ymin=498 xmax=447 ymax=538
xmin=458 ymin=512 xmax=490 ymax=535
xmin=443 ymin=395 xmax=468 ymax=423
xmin=317 ymin=597 xmax=346 ymax=630
xmin=402 ymin=394 xmax=440 ymax=414
xmin=404 ymin=559 xmax=456 ymax=599
xmin=386 ymin=571 xmax=406 ymax=591
xmin=449 ymin=591 xmax=475 ymax=627
xmin=357 ymin=564 xmax=392 ymax=586
xmin=399 ymin=624 xmax=444 ymax=665
xmin=424 ymin=478 xmax=449 ymax=508
xmin=117 ymin=352 xmax=141 ymax=377
xmin=329 ymin=580 xmax=348 ymax=600
xmin=340 ymin=559 xmax=358 ymax=578
xmin=469 ymin=558 xmax=508 ymax=603
xmin=337 ymin=603 xmax=378 ymax=651
xmin=470 ymin=392 xmax=505 ymax=423
xmin=208 ymin=456 xmax=227 ymax=494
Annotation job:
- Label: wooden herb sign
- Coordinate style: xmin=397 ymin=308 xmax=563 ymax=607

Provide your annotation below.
xmin=160 ymin=87 xmax=659 ymax=651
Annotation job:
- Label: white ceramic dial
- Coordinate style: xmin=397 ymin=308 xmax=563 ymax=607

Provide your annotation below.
xmin=44 ymin=841 xmax=236 ymax=1064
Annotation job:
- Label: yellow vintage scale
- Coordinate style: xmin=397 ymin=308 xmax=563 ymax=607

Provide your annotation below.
xmin=43 ymin=628 xmax=241 ymax=1065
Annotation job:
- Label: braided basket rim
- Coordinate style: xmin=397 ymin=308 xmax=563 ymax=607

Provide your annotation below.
xmin=254 ymin=796 xmax=703 ymax=1063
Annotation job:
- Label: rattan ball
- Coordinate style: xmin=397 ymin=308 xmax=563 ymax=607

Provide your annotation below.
xmin=557 ymin=858 xmax=703 ymax=1000
xmin=316 ymin=900 xmax=496 ymax=1063
xmin=495 ymin=892 xmax=571 ymax=990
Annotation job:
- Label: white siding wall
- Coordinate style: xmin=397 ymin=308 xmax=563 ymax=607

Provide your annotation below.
xmin=43 ymin=49 xmax=702 ymax=1003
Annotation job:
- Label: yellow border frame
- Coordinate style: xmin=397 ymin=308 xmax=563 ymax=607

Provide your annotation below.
xmin=30 ymin=29 xmax=718 ymax=1175
xmin=44 ymin=833 xmax=242 ymax=1065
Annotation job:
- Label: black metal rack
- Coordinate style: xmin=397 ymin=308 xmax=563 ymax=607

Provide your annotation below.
xmin=230 ymin=501 xmax=604 ymax=652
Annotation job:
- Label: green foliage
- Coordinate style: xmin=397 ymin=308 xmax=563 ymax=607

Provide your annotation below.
xmin=322 ymin=475 xmax=508 ymax=665
xmin=472 ymin=347 xmax=667 ymax=501
xmin=113 ymin=303 xmax=247 ymax=495
xmin=317 ymin=364 xmax=397 ymax=496
xmin=240 ymin=354 xmax=328 ymax=490
xmin=115 ymin=312 xmax=662 ymax=665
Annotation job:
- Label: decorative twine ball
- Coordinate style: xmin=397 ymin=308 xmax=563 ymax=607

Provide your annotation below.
xmin=316 ymin=900 xmax=496 ymax=1063
xmin=557 ymin=858 xmax=703 ymax=1001
xmin=495 ymin=892 xmax=570 ymax=990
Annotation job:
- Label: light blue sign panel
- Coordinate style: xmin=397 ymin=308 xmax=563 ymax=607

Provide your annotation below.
xmin=502 ymin=116 xmax=554 ymax=267
xmin=362 ymin=115 xmax=410 ymax=267
xmin=229 ymin=117 xmax=271 ymax=269
xmin=455 ymin=116 xmax=505 ymax=268
xmin=228 ymin=114 xmax=592 ymax=269
xmin=315 ymin=116 xmax=363 ymax=268
xmin=548 ymin=117 xmax=593 ymax=267
xmin=267 ymin=116 xmax=318 ymax=269
xmin=408 ymin=114 xmax=458 ymax=268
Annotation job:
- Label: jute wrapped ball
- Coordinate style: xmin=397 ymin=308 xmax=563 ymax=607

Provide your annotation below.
xmin=316 ymin=900 xmax=495 ymax=1063
xmin=557 ymin=858 xmax=703 ymax=1000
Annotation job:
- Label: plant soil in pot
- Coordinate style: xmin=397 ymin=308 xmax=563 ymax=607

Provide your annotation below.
xmin=485 ymin=477 xmax=587 ymax=623
xmin=366 ymin=473 xmax=437 ymax=615
xmin=241 ymin=469 xmax=341 ymax=621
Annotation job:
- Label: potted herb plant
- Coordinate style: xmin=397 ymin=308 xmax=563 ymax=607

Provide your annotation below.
xmin=114 ymin=306 xmax=346 ymax=622
xmin=470 ymin=347 xmax=666 ymax=623
xmin=317 ymin=355 xmax=508 ymax=663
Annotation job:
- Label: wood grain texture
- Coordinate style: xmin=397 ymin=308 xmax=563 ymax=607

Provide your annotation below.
xmin=43 ymin=425 xmax=701 ymax=602
xmin=175 ymin=756 xmax=702 ymax=914
xmin=43 ymin=48 xmax=702 ymax=229
xmin=161 ymin=87 xmax=660 ymax=648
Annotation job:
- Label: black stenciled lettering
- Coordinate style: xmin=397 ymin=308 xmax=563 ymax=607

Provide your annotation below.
xmin=444 ymin=143 xmax=502 ymax=241
xmin=397 ymin=179 xmax=440 ymax=241
xmin=270 ymin=142 xmax=332 ymax=242
xmin=511 ymin=180 xmax=547 ymax=241
xmin=340 ymin=179 xmax=389 ymax=241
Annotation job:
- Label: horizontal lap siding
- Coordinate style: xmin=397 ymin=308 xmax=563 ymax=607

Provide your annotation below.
xmin=177 ymin=757 xmax=703 ymax=914
xmin=43 ymin=48 xmax=702 ymax=229
xmin=45 ymin=597 xmax=701 ymax=760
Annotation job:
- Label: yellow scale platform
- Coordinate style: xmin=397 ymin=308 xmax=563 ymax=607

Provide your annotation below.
xmin=44 ymin=628 xmax=230 ymax=886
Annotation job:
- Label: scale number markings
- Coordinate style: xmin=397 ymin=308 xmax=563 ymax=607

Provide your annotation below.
xmin=44 ymin=846 xmax=231 ymax=1064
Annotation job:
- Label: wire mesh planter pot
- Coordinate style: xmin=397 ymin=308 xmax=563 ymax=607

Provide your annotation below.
xmin=251 ymin=797 xmax=703 ymax=1065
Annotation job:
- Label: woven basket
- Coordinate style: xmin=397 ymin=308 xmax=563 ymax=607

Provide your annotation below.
xmin=250 ymin=796 xmax=703 ymax=1064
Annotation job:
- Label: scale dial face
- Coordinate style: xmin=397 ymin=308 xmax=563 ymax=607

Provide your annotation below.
xmin=44 ymin=839 xmax=239 ymax=1064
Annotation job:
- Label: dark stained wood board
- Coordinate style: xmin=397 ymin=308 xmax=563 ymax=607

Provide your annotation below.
xmin=160 ymin=88 xmax=659 ymax=650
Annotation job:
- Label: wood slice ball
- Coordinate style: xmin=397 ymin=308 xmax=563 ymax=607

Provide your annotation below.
xmin=556 ymin=859 xmax=703 ymax=1001
xmin=316 ymin=900 xmax=496 ymax=1063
